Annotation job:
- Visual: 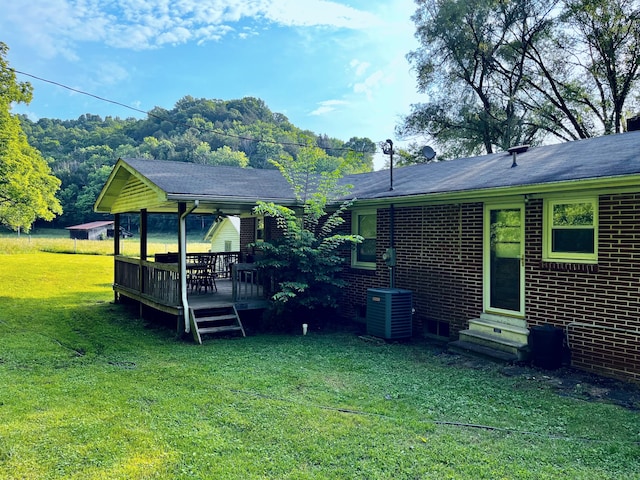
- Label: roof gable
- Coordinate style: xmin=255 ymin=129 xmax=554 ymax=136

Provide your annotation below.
xmin=95 ymin=159 xmax=168 ymax=213
xmin=95 ymin=158 xmax=296 ymax=214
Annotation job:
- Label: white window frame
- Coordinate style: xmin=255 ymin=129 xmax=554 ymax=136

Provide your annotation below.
xmin=543 ymin=197 xmax=598 ymax=263
xmin=351 ymin=209 xmax=377 ymax=269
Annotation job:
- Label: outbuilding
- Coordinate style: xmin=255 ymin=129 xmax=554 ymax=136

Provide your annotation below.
xmin=66 ymin=220 xmax=114 ymax=240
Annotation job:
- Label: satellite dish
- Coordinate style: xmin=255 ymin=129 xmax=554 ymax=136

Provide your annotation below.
xmin=422 ymin=145 xmax=436 ymax=161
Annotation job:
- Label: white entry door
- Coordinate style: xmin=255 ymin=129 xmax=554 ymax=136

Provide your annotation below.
xmin=484 ymin=204 xmax=525 ymax=316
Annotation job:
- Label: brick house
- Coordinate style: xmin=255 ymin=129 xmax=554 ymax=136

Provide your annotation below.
xmin=333 ymin=132 xmax=640 ymax=382
xmin=96 ymin=131 xmax=640 ymax=382
xmin=240 ymin=132 xmax=640 ymax=382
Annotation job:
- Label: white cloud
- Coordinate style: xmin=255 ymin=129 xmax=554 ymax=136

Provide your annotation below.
xmin=1 ymin=0 xmax=383 ymax=57
xmin=95 ymin=62 xmax=130 ymax=87
xmin=261 ymin=0 xmax=382 ymax=29
xmin=310 ymin=99 xmax=348 ymax=116
xmin=350 ymin=59 xmax=371 ymax=78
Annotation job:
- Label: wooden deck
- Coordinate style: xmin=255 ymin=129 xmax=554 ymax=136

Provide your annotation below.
xmin=113 ymin=255 xmax=270 ymax=321
xmin=186 ymin=277 xmax=270 ymax=311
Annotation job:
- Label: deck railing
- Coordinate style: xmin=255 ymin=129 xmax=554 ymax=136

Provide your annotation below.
xmin=154 ymin=252 xmax=240 ymax=278
xmin=115 ymin=255 xmax=180 ymax=306
xmin=114 ymin=253 xmax=264 ymax=308
xmin=232 ymin=263 xmax=265 ymax=301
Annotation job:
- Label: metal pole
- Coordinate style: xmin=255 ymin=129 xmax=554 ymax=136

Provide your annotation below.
xmin=387 ymin=139 xmax=394 ymax=191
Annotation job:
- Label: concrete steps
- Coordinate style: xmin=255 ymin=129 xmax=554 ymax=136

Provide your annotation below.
xmin=449 ymin=314 xmax=530 ymax=362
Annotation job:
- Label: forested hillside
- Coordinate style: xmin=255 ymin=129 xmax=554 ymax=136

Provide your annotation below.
xmin=20 ymin=96 xmax=376 ymax=229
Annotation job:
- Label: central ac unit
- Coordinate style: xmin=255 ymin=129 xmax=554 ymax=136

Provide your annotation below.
xmin=366 ymin=288 xmax=412 ymax=340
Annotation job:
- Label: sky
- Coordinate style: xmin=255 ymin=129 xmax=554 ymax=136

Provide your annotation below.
xmin=1 ymin=0 xmax=427 ymax=170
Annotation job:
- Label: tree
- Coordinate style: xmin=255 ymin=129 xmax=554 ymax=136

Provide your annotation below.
xmin=343 ymin=137 xmax=376 ymax=172
xmin=401 ymin=0 xmax=640 ymax=156
xmin=401 ymin=0 xmax=548 ymax=156
xmin=208 ymin=145 xmax=249 ymax=167
xmin=0 ymin=42 xmax=62 ymax=232
xmin=251 ymin=146 xmax=362 ymax=331
xmin=561 ymin=0 xmax=640 ymax=134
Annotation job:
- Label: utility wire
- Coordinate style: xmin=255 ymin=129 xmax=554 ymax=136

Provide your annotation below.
xmin=12 ymin=69 xmax=378 ymax=157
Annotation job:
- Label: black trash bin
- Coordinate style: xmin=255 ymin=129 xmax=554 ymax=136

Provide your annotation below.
xmin=529 ymin=324 xmax=564 ymax=370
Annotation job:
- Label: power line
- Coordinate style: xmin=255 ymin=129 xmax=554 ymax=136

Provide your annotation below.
xmin=12 ymin=68 xmax=378 ymax=157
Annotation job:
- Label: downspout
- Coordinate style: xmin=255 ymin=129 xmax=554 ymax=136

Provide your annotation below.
xmin=390 ymin=204 xmax=395 ymax=288
xmin=180 ymin=200 xmax=199 ymax=333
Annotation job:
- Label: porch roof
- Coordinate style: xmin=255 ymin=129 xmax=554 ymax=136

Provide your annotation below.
xmin=65 ymin=220 xmax=114 ymax=231
xmin=95 ymin=158 xmax=297 ymax=214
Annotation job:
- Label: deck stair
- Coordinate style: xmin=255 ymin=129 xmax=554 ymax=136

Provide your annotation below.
xmin=449 ymin=313 xmax=530 ymax=362
xmin=189 ymin=303 xmax=245 ymax=344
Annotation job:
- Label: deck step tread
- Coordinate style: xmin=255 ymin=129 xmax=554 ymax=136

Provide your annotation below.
xmin=198 ymin=325 xmax=244 ymax=334
xmin=194 ymin=314 xmax=238 ymax=323
xmin=459 ymin=329 xmax=528 ymax=348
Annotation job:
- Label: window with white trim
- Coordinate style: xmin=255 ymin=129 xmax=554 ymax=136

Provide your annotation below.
xmin=352 ymin=210 xmax=377 ymax=269
xmin=543 ymin=198 xmax=598 ymax=263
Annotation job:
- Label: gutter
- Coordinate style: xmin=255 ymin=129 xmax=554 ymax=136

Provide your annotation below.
xmin=180 ymin=200 xmax=199 ymax=333
xmin=165 ymin=193 xmax=298 ymax=206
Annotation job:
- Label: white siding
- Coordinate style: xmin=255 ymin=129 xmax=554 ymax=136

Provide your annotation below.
xmin=210 ymin=217 xmax=240 ymax=252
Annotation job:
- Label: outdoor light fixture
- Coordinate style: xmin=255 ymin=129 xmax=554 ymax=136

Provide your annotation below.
xmin=381 ymin=139 xmax=394 ymax=191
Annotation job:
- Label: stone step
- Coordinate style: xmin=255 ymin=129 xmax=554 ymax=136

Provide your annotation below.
xmin=479 ymin=312 xmax=527 ymax=329
xmin=448 ymin=340 xmax=520 ymax=363
xmin=457 ymin=329 xmax=529 ymax=360
xmin=468 ymin=317 xmax=530 ymax=344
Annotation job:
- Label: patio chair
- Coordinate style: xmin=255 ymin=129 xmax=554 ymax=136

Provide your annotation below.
xmin=192 ymin=254 xmax=217 ymax=293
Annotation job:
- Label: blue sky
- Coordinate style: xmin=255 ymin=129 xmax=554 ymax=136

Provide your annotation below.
xmin=2 ymin=0 xmax=426 ymax=169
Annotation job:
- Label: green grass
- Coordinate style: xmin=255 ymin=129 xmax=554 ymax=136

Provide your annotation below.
xmin=0 ymin=251 xmax=639 ymax=479
xmin=0 ymin=229 xmax=210 ymax=255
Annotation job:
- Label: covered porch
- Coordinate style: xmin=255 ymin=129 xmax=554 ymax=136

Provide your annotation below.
xmin=113 ymin=253 xmax=269 ymax=314
xmin=95 ymin=158 xmax=296 ymax=341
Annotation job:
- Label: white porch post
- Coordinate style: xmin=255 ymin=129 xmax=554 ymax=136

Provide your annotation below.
xmin=179 ymin=201 xmax=199 ymax=333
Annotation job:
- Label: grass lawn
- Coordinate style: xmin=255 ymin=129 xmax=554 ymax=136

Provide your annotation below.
xmin=0 ymin=228 xmax=210 ymax=256
xmin=0 ymin=251 xmax=639 ymax=479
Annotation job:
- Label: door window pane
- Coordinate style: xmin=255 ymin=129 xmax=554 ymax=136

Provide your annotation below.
xmin=489 ymin=208 xmax=522 ymax=312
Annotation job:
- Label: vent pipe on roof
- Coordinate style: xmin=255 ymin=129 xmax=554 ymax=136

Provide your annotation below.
xmin=508 ymin=144 xmax=530 ymax=168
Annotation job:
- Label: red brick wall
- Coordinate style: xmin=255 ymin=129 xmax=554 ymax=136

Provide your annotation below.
xmin=341 ymin=195 xmax=640 ymax=382
xmin=240 ymin=216 xmax=283 ymax=261
xmin=239 ymin=217 xmax=255 ymax=261
xmin=526 ymin=195 xmax=640 ymax=382
xmin=340 ymin=204 xmax=484 ymax=337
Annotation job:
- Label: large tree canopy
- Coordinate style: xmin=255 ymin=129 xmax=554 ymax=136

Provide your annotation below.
xmin=400 ymin=0 xmax=640 ymax=157
xmin=0 ymin=43 xmax=61 ymax=232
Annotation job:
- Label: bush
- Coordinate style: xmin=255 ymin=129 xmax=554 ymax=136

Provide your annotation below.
xmin=252 ymin=147 xmax=362 ymax=332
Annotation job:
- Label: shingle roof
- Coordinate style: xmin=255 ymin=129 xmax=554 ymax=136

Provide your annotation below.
xmin=114 ymin=131 xmax=640 ymax=209
xmin=123 ymin=158 xmax=296 ymax=202
xmin=345 ymin=131 xmax=640 ymax=200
